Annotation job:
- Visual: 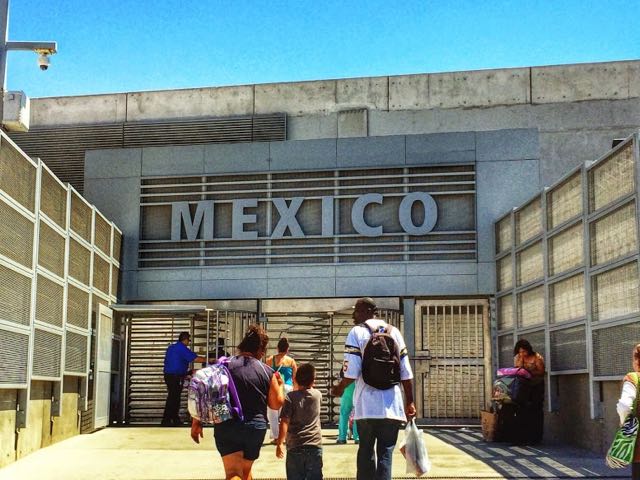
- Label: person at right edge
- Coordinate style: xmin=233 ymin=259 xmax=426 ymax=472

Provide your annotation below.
xmin=331 ymin=297 xmax=415 ymax=480
xmin=616 ymin=343 xmax=640 ymax=479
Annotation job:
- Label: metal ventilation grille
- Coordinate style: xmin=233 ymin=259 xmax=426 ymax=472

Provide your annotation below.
xmin=0 ymin=200 xmax=34 ymax=268
xmin=111 ymin=265 xmax=119 ymax=297
xmin=497 ymin=255 xmax=512 ymax=291
xmin=422 ymin=365 xmax=485 ymax=419
xmin=549 ymin=273 xmax=585 ymax=323
xmin=113 ymin=230 xmax=122 ymax=262
xmin=518 ymin=285 xmax=544 ymax=328
xmin=550 ymin=325 xmax=586 ymax=372
xmin=497 ymin=334 xmax=514 ymax=367
xmin=123 ymin=114 xmax=285 ymax=147
xmin=593 ymin=322 xmax=640 ymax=377
xmin=9 ymin=115 xmax=286 ymax=194
xmin=32 ymin=328 xmax=62 ymax=379
xmin=68 ymin=238 xmax=91 ymax=285
xmin=94 ymin=214 xmax=111 ymax=256
xmin=495 ymin=216 xmax=511 ymax=254
xmin=517 ymin=241 xmax=543 ymax=286
xmin=547 ymin=172 xmax=582 ymax=229
xmin=65 ymin=330 xmax=88 ymax=374
xmin=70 ymin=192 xmax=92 ymax=242
xmin=139 ymin=165 xmax=477 ymax=267
xmin=519 ymin=329 xmax=545 ymax=361
xmin=0 ymin=263 xmax=32 ymax=326
xmin=590 ymin=201 xmax=637 ymax=267
xmin=548 ymin=222 xmax=583 ymax=276
xmin=40 ymin=168 xmax=67 ymax=229
xmin=592 ymin=262 xmax=640 ymax=322
xmin=36 ymin=274 xmax=64 ymax=327
xmin=0 ymin=137 xmax=36 ymax=212
xmin=497 ymin=294 xmax=514 ymax=330
xmin=66 ymin=283 xmax=90 ymax=329
xmin=92 ymin=254 xmax=110 ymax=295
xmin=9 ymin=124 xmax=124 ymax=195
xmin=515 ymin=198 xmax=542 ymax=245
xmin=38 ymin=221 xmax=65 ymax=277
xmin=589 ymin=142 xmax=634 ymax=213
xmin=0 ymin=328 xmax=29 ymax=385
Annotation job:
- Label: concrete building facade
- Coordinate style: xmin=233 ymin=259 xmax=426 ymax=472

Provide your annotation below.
xmin=2 ymin=59 xmax=639 ymax=458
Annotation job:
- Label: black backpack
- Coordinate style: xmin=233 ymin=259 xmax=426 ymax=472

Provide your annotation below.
xmin=360 ymin=321 xmax=401 ymax=390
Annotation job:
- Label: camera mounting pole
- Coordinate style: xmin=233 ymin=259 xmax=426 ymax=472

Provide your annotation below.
xmin=0 ymin=0 xmax=57 ymax=131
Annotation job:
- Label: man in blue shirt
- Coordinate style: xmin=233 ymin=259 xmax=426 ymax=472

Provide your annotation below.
xmin=162 ymin=332 xmax=206 ymax=426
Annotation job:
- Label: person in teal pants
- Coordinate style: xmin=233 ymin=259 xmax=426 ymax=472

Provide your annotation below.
xmin=337 ymin=381 xmax=359 ymax=444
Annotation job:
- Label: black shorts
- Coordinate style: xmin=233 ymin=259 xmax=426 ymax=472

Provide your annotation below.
xmin=213 ymin=421 xmax=267 ymax=461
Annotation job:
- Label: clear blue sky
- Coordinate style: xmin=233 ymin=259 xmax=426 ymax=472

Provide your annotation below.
xmin=5 ymin=0 xmax=640 ymax=98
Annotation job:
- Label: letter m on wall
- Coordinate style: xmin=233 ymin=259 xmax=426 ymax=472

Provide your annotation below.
xmin=171 ymin=201 xmax=214 ymax=241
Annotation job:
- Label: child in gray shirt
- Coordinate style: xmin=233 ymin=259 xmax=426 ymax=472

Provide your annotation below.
xmin=276 ymin=363 xmax=323 ymax=480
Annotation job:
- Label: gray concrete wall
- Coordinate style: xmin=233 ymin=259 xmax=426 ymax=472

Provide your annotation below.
xmin=84 ymin=128 xmax=541 ymax=302
xmin=544 ymin=375 xmax=620 ymax=454
xmin=0 ymin=379 xmax=81 ymax=468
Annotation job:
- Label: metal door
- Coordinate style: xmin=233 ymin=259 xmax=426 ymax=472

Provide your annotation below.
xmin=94 ymin=304 xmax=113 ymax=428
xmin=125 ymin=310 xmax=255 ymax=424
xmin=414 ymin=299 xmax=491 ymax=423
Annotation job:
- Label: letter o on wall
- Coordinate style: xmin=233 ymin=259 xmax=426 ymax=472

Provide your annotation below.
xmin=398 ymin=192 xmax=438 ymax=235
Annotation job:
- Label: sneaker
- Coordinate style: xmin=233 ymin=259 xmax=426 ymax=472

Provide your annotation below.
xmin=336 ymin=439 xmax=347 ymax=444
xmin=354 ymin=439 xmax=359 ymax=444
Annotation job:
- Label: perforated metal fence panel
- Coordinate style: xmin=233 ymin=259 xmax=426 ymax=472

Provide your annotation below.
xmin=0 ymin=200 xmax=34 ymax=268
xmin=550 ymin=325 xmax=587 ymax=372
xmin=549 ymin=274 xmax=585 ymax=324
xmin=65 ymin=330 xmax=88 ymax=374
xmin=593 ymin=322 xmax=640 ymax=377
xmin=32 ymin=328 xmax=62 ymax=379
xmin=0 ymin=137 xmax=36 ymax=212
xmin=92 ymin=254 xmax=111 ymax=296
xmin=70 ymin=192 xmax=92 ymax=243
xmin=497 ymin=334 xmax=514 ymax=368
xmin=548 ymin=223 xmax=583 ymax=276
xmin=547 ymin=172 xmax=582 ymax=230
xmin=38 ymin=221 xmax=65 ymax=277
xmin=590 ymin=202 xmax=637 ymax=267
xmin=68 ymin=239 xmax=91 ymax=285
xmin=66 ymin=284 xmax=90 ymax=329
xmin=588 ymin=142 xmax=634 ymax=213
xmin=94 ymin=214 xmax=111 ymax=257
xmin=591 ymin=261 xmax=640 ymax=322
xmin=515 ymin=199 xmax=541 ymax=245
xmin=0 ymin=329 xmax=29 ymax=385
xmin=0 ymin=264 xmax=31 ymax=326
xmin=39 ymin=168 xmax=67 ymax=229
xmin=35 ymin=274 xmax=64 ymax=328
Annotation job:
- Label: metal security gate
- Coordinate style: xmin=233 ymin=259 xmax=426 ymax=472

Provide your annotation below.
xmin=264 ymin=308 xmax=401 ymax=424
xmin=122 ymin=308 xmax=256 ymax=425
xmin=94 ymin=305 xmax=113 ymax=428
xmin=414 ymin=299 xmax=491 ymax=424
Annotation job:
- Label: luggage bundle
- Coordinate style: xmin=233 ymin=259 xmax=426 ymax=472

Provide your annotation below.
xmin=491 ymin=367 xmax=532 ymax=405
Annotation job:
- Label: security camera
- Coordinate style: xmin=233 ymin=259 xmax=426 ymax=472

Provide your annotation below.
xmin=37 ymin=52 xmax=50 ymax=71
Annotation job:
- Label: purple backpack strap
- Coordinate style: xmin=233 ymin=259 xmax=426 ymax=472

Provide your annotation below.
xmin=217 ymin=357 xmax=244 ymax=422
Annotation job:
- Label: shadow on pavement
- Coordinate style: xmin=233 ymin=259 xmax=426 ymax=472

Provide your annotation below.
xmin=429 ymin=427 xmax=628 ymax=480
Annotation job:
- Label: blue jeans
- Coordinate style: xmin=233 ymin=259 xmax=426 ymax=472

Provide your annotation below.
xmin=355 ymin=419 xmax=401 ymax=480
xmin=286 ymin=445 xmax=323 ymax=480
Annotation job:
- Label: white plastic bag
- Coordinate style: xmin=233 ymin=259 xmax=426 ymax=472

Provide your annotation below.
xmin=399 ymin=419 xmax=431 ymax=477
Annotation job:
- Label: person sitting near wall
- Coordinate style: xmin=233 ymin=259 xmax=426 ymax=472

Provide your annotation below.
xmin=513 ymin=338 xmax=545 ymax=444
xmin=162 ymin=332 xmax=206 ymax=426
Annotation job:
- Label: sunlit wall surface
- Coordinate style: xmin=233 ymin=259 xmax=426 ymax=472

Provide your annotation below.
xmin=494 ymin=133 xmax=640 ymax=416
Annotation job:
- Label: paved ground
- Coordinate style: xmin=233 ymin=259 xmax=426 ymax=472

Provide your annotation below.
xmin=0 ymin=426 xmax=627 ymax=480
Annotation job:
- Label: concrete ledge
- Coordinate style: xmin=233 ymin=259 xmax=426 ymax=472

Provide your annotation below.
xmin=532 ymin=62 xmax=634 ymax=104
xmin=31 ymin=94 xmax=127 ymax=126
xmin=255 ymin=80 xmax=337 ymax=115
xmin=126 ymin=86 xmax=254 ymax=121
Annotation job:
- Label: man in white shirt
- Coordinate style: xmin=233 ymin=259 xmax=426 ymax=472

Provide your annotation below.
xmin=331 ymin=297 xmax=415 ymax=480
